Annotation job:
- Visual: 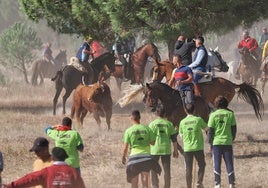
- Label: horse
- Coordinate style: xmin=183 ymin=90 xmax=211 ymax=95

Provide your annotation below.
xmin=226 ymin=61 xmax=240 ymax=80
xmin=52 ymin=52 xmax=115 ymax=115
xmin=238 ymin=48 xmax=260 ymax=86
xmin=31 ymin=50 xmax=67 ymax=85
xmin=110 ymin=43 xmax=161 ymax=89
xmin=118 ymin=76 xmax=264 ymax=121
xmin=153 ymin=47 xmax=229 ymax=83
xmin=71 ymin=82 xmax=113 ymax=130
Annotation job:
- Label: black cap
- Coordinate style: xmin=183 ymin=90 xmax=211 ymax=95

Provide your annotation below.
xmin=29 ymin=137 xmax=49 ymax=152
xmin=52 ymin=147 xmax=68 ymax=161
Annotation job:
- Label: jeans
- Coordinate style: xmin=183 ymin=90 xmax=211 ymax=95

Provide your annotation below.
xmin=192 ymin=67 xmax=206 ymax=83
xmin=179 ymin=90 xmax=194 ymax=106
xmin=212 ymin=145 xmax=235 ymax=185
xmin=151 ymin=155 xmax=171 ymax=188
xmin=184 ymin=150 xmax=206 ymax=188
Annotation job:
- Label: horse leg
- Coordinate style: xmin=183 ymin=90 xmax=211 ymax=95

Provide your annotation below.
xmin=115 ymin=77 xmax=122 ymax=90
xmin=62 ymin=88 xmax=73 ymax=115
xmin=260 ymin=79 xmax=267 ymax=97
xmin=53 ymin=85 xmax=63 ymax=115
xmin=80 ymin=109 xmax=88 ymax=128
xmin=93 ymin=110 xmax=101 ymax=128
xmin=105 ymin=107 xmax=112 ymax=130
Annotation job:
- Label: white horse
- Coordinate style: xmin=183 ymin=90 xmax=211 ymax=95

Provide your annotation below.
xmin=226 ymin=61 xmax=240 ymax=80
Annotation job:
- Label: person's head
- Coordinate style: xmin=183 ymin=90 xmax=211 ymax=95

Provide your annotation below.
xmin=155 ymin=104 xmax=166 ymax=118
xmin=30 ymin=137 xmax=50 ymax=159
xmin=51 ymin=147 xmax=68 ymax=162
xmin=214 ymin=95 xmax=229 ymax=109
xmin=195 ymin=36 xmax=204 ymax=47
xmin=173 ymin=54 xmax=182 ymax=67
xmin=131 ymin=110 xmax=141 ymax=123
xmin=62 ymin=117 xmax=72 ymax=127
xmin=184 ymin=103 xmax=195 ymax=115
xmin=263 ymin=27 xmax=267 ymax=34
xmin=242 ymin=30 xmax=249 ymax=39
xmin=178 ymin=35 xmax=185 ymax=42
xmin=85 ymin=35 xmax=93 ymax=43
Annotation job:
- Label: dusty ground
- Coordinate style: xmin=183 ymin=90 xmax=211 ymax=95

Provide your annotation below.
xmin=0 ymin=78 xmax=267 ymax=188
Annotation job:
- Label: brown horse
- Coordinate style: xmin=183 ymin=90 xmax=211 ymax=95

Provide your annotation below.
xmin=238 ymin=48 xmax=260 ymax=86
xmin=31 ymin=50 xmax=67 ymax=85
xmin=110 ymin=43 xmax=161 ymax=89
xmin=70 ymin=82 xmax=113 ymax=130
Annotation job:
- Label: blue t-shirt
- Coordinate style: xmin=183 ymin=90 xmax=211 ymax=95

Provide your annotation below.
xmin=76 ymin=42 xmax=91 ymax=63
xmin=174 ymin=66 xmax=193 ymax=91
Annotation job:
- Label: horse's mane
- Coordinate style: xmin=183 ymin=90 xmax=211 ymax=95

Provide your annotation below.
xmin=135 ymin=43 xmax=161 ymax=61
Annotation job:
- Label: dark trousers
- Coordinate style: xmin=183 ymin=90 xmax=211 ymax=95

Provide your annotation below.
xmin=151 ymin=155 xmax=171 ymax=188
xmin=212 ymin=145 xmax=235 ymax=185
xmin=184 ymin=150 xmax=206 ymax=188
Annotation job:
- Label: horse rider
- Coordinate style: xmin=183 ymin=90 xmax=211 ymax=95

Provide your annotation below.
xmin=258 ymin=27 xmax=268 ymax=50
xmin=76 ymin=35 xmax=96 ymax=85
xmin=236 ymin=30 xmax=260 ymax=79
xmin=188 ymin=36 xmax=208 ymax=96
xmin=174 ymin=35 xmax=185 ymax=54
xmin=261 ymin=40 xmax=268 ymax=79
xmin=43 ymin=42 xmax=55 ymax=65
xmin=175 ymin=37 xmax=196 ymax=66
xmin=113 ymin=30 xmax=133 ymax=81
xmin=169 ymin=54 xmax=194 ymax=106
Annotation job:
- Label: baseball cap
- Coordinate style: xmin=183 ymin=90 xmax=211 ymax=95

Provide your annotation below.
xmin=52 ymin=147 xmax=68 ymax=161
xmin=29 ymin=137 xmax=49 ymax=152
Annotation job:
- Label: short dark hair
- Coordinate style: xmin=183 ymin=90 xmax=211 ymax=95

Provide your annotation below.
xmin=131 ymin=110 xmax=141 ymax=121
xmin=197 ymin=36 xmax=204 ymax=44
xmin=173 ymin=53 xmax=182 ymax=59
xmin=184 ymin=103 xmax=195 ymax=114
xmin=214 ymin=95 xmax=228 ymax=109
xmin=62 ymin=117 xmax=72 ymax=127
xmin=52 ymin=147 xmax=68 ymax=161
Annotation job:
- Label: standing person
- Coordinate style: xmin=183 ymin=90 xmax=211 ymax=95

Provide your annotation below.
xmin=179 ymin=103 xmax=207 ymax=188
xmin=208 ymin=95 xmax=237 ymax=188
xmin=0 ymin=151 xmax=3 ymax=186
xmin=29 ymin=137 xmax=53 ymax=188
xmin=3 ymin=147 xmax=85 ymax=188
xmin=188 ymin=36 xmax=208 ymax=96
xmin=174 ymin=35 xmax=185 ymax=54
xmin=258 ymin=27 xmax=268 ymax=50
xmin=175 ymin=38 xmax=196 ymax=66
xmin=149 ymin=105 xmax=179 ymax=188
xmin=45 ymin=117 xmax=84 ymax=174
xmin=43 ymin=42 xmax=54 ymax=64
xmin=76 ymin=35 xmax=96 ymax=85
xmin=169 ymin=54 xmax=194 ymax=106
xmin=122 ymin=110 xmax=161 ymax=188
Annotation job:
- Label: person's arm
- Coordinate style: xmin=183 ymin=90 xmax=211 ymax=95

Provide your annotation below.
xmin=121 ymin=143 xmax=128 ymax=165
xmin=0 ymin=152 xmax=3 ymax=176
xmin=231 ymin=125 xmax=237 ymax=141
xmin=262 ymin=41 xmax=268 ymax=61
xmin=188 ymin=49 xmax=205 ymax=68
xmin=207 ymin=127 xmax=214 ymax=145
xmin=168 ymin=68 xmax=176 ymax=87
xmin=249 ymin=38 xmax=259 ymax=52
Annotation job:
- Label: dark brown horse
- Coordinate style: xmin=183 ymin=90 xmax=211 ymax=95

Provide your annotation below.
xmin=238 ymin=48 xmax=260 ymax=86
xmin=118 ymin=77 xmax=264 ymax=120
xmin=110 ymin=43 xmax=161 ymax=89
xmin=52 ymin=52 xmax=115 ymax=115
xmin=71 ymin=82 xmax=113 ymax=130
xmin=31 ymin=50 xmax=67 ymax=85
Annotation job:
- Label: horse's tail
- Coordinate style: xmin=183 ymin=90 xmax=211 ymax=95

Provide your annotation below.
xmin=51 ymin=70 xmax=63 ymax=82
xmin=31 ymin=61 xmax=39 ymax=85
xmin=236 ymin=82 xmax=264 ymax=120
xmin=116 ymin=84 xmax=144 ymax=108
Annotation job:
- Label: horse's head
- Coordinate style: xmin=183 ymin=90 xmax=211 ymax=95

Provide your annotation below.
xmin=54 ymin=50 xmax=67 ymax=67
xmin=207 ymin=48 xmax=229 ymax=72
xmin=239 ymin=47 xmax=255 ymax=66
xmin=143 ymin=82 xmax=159 ymax=112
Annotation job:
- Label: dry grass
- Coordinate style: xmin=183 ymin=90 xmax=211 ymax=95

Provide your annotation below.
xmin=0 ymin=79 xmax=268 ymax=188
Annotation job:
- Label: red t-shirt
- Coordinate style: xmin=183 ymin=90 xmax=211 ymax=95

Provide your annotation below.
xmin=238 ymin=36 xmax=258 ymax=52
xmin=7 ymin=162 xmax=85 ymax=188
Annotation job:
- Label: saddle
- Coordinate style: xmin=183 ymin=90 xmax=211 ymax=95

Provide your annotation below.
xmin=68 ymin=57 xmax=87 ymax=72
xmin=194 ymin=70 xmax=214 ymax=83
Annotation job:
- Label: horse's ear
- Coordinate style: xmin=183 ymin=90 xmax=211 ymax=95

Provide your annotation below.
xmin=214 ymin=46 xmax=219 ymax=52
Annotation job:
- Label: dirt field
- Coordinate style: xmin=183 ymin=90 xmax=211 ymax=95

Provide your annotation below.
xmin=0 ymin=78 xmax=267 ymax=188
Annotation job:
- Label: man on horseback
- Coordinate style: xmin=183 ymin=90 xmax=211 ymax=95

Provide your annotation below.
xmin=169 ymin=54 xmax=194 ymax=106
xmin=43 ymin=42 xmax=55 ymax=65
xmin=76 ymin=35 xmax=96 ymax=85
xmin=188 ymin=36 xmax=208 ymax=96
xmin=236 ymin=30 xmax=260 ymax=79
xmin=175 ymin=37 xmax=196 ymax=66
xmin=113 ymin=30 xmax=134 ymax=81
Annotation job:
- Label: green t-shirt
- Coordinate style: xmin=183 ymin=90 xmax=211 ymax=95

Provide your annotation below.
xmin=149 ymin=118 xmax=177 ymax=155
xmin=123 ymin=124 xmax=155 ymax=156
xmin=179 ymin=115 xmax=207 ymax=152
xmin=47 ymin=129 xmax=83 ymax=168
xmin=208 ymin=109 xmax=236 ymax=145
